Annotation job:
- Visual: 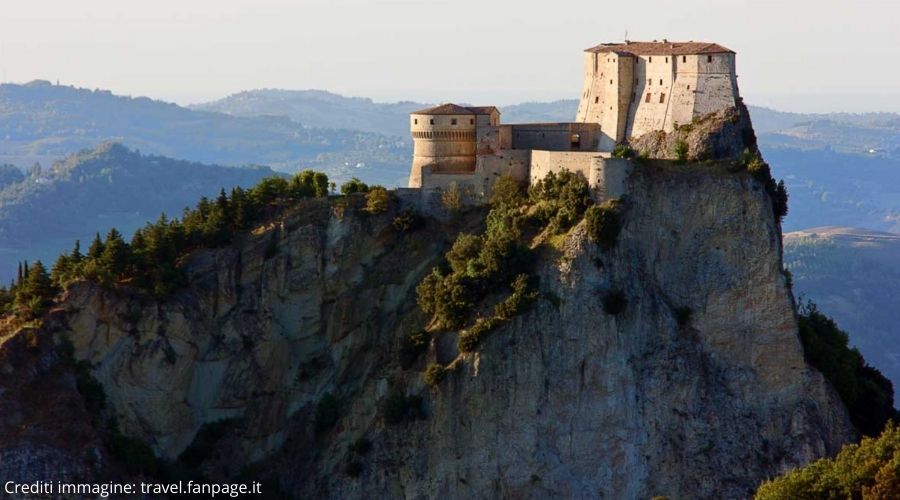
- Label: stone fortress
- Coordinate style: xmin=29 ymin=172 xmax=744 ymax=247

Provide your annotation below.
xmin=407 ymin=40 xmax=740 ymax=198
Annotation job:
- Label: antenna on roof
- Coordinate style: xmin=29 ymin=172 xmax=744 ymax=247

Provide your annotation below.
xmin=624 ymin=29 xmax=628 ymax=42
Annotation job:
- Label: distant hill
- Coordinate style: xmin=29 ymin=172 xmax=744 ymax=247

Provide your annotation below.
xmin=0 ymin=81 xmax=409 ymax=186
xmin=784 ymin=226 xmax=900 ymax=397
xmin=0 ymin=143 xmax=278 ymax=282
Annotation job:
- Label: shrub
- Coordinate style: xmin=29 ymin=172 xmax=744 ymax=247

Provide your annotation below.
xmin=340 ymin=177 xmax=369 ymax=195
xmin=441 ymin=182 xmax=463 ymax=212
xmin=612 ymin=144 xmax=636 ymax=158
xmin=493 ymin=274 xmax=538 ymax=320
xmin=602 ymin=290 xmax=627 ymax=315
xmin=673 ymin=306 xmax=692 ymax=327
xmin=458 ymin=316 xmax=500 ymax=353
xmin=674 ymin=140 xmax=689 ymax=163
xmin=315 ymin=393 xmax=340 ymax=433
xmin=392 ymin=209 xmax=422 ymax=233
xmin=755 ymin=422 xmax=900 ymax=499
xmin=399 ymin=329 xmax=429 ymax=369
xmin=585 ymin=199 xmax=623 ymax=249
xmin=529 ymin=170 xmax=591 ymax=234
xmin=424 ymin=363 xmax=447 ymax=388
xmin=490 ymin=174 xmax=525 ymax=209
xmin=364 ymin=186 xmax=391 ymax=214
xmin=797 ymin=302 xmax=896 ymax=437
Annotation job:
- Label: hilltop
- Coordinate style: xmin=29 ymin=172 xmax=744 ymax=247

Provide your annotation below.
xmin=0 ymin=143 xmax=277 ymax=282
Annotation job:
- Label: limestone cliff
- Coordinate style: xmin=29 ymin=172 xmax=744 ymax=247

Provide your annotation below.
xmin=1 ymin=166 xmax=853 ymax=498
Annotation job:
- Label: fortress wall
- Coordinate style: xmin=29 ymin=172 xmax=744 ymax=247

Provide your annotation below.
xmin=577 ymin=53 xmax=625 ymax=148
xmin=508 ymin=123 xmax=601 ymax=151
xmin=417 ymin=150 xmax=530 ymax=195
xmin=690 ymin=53 xmax=738 ymax=118
xmin=409 ymin=112 xmax=479 ymax=187
xmin=576 ymin=52 xmax=599 ymax=122
xmin=529 ymin=150 xmax=598 ymax=185
xmin=589 ymin=157 xmax=632 ymax=200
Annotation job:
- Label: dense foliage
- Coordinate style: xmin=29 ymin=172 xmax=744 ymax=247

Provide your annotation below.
xmin=741 ymin=150 xmax=789 ymax=223
xmin=417 ymin=171 xmax=610 ymax=353
xmin=0 ymin=169 xmax=332 ymax=316
xmin=797 ymin=302 xmax=896 ymax=437
xmin=585 ymin=199 xmax=624 ymax=248
xmin=755 ymin=421 xmax=900 ymax=499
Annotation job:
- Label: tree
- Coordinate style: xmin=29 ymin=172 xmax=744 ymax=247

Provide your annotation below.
xmin=100 ymin=228 xmax=130 ymax=282
xmin=87 ymin=232 xmax=104 ymax=260
xmin=364 ymin=187 xmax=391 ymax=214
xmin=340 ymin=177 xmax=369 ymax=195
xmin=15 ymin=260 xmax=54 ymax=317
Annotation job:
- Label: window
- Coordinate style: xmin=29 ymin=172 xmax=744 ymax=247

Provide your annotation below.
xmin=682 ymin=56 xmax=686 ymax=63
xmin=659 ymin=79 xmax=663 ymax=85
xmin=414 ymin=118 xmax=418 ymax=125
xmin=659 ymin=93 xmax=666 ymax=103
xmin=610 ymin=79 xmax=613 ymax=85
xmin=648 ymin=79 xmax=652 ymax=86
xmin=430 ymin=119 xmax=434 ymax=125
xmin=451 ymin=118 xmax=457 ymax=125
xmin=470 ymin=119 xmax=474 ymax=124
xmin=649 ymin=56 xmax=653 ymax=63
xmin=645 ymin=93 xmax=652 ymax=103
xmin=594 ymin=97 xmax=599 ymax=103
xmin=665 ymin=57 xmax=669 ymax=63
xmin=707 ymin=55 xmax=713 ymax=63
xmin=687 ymin=85 xmax=690 ymax=90
xmin=570 ymin=134 xmax=581 ymax=149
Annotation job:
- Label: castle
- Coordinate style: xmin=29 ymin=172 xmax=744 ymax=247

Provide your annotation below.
xmin=407 ymin=41 xmax=740 ymax=198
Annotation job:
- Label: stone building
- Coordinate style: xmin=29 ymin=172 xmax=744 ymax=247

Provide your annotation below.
xmin=407 ymin=40 xmax=740 ymax=200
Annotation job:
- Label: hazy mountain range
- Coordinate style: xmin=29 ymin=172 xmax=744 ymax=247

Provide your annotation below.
xmin=784 ymin=226 xmax=900 ymax=396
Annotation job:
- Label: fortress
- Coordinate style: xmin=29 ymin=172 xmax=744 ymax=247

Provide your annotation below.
xmin=407 ymin=40 xmax=740 ymax=198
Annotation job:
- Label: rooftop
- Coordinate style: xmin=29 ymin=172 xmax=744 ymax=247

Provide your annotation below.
xmin=585 ymin=40 xmax=734 ymax=56
xmin=411 ymin=103 xmax=499 ymax=116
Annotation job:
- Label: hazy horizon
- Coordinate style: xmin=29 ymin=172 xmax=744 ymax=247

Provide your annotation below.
xmin=1 ymin=0 xmax=898 ymax=113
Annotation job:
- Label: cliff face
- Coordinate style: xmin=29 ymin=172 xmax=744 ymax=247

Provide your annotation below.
xmin=8 ymin=163 xmax=851 ymax=499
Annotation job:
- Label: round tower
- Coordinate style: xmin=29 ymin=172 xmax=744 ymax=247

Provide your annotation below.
xmin=408 ymin=104 xmax=477 ymax=188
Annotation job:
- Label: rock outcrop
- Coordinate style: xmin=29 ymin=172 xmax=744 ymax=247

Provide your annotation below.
xmin=0 ymin=160 xmax=850 ymax=498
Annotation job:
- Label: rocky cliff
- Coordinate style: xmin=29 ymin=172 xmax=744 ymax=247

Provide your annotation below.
xmin=0 ymin=158 xmax=857 ymax=498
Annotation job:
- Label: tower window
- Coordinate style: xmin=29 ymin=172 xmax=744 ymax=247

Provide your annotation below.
xmin=665 ymin=57 xmax=669 ymax=63
xmin=645 ymin=93 xmax=651 ymax=103
xmin=659 ymin=93 xmax=666 ymax=103
xmin=687 ymin=85 xmax=691 ymax=90
xmin=594 ymin=97 xmax=599 ymax=103
xmin=451 ymin=118 xmax=457 ymax=125
xmin=708 ymin=55 xmax=713 ymax=63
xmin=648 ymin=79 xmax=652 ymax=86
xmin=430 ymin=119 xmax=434 ymax=125
xmin=610 ymin=79 xmax=613 ymax=85
xmin=682 ymin=56 xmax=686 ymax=63
xmin=659 ymin=79 xmax=663 ymax=85
xmin=470 ymin=119 xmax=474 ymax=124
xmin=414 ymin=118 xmax=418 ymax=125
xmin=649 ymin=56 xmax=653 ymax=63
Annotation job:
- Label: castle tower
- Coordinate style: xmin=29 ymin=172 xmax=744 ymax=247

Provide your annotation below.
xmin=408 ymin=104 xmax=498 ymax=188
xmin=576 ymin=41 xmax=738 ymax=149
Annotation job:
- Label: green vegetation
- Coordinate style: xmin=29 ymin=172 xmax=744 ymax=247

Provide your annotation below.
xmin=315 ymin=393 xmax=340 ymax=433
xmin=441 ymin=182 xmax=463 ymax=212
xmin=340 ymin=177 xmax=369 ymax=195
xmin=529 ymin=170 xmax=592 ymax=234
xmin=391 ymin=209 xmax=422 ymax=233
xmin=584 ymin=199 xmax=623 ymax=249
xmin=798 ymin=302 xmax=895 ymax=437
xmin=739 ymin=149 xmax=789 ymax=223
xmin=0 ymin=260 xmax=55 ymax=318
xmin=755 ymin=421 xmax=900 ymax=499
xmin=612 ymin=144 xmax=637 ymax=159
xmin=674 ymin=140 xmax=689 ymax=163
xmin=364 ymin=186 xmax=391 ymax=214
xmin=399 ymin=329 xmax=430 ymax=370
xmin=424 ymin=363 xmax=447 ymax=388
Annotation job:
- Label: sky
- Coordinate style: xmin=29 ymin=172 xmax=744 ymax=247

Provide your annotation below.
xmin=0 ymin=0 xmax=897 ymax=113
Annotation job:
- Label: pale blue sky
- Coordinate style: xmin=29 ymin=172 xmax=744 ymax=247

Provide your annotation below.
xmin=0 ymin=0 xmax=897 ymax=112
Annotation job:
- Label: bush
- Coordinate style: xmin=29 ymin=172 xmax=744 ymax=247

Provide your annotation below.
xmin=490 ymin=174 xmax=525 ymax=209
xmin=674 ymin=306 xmax=692 ymax=327
xmin=798 ymin=302 xmax=895 ymax=436
xmin=424 ymin=363 xmax=447 ymax=388
xmin=529 ymin=170 xmax=591 ymax=234
xmin=315 ymin=393 xmax=340 ymax=433
xmin=340 ymin=177 xmax=369 ymax=195
xmin=392 ymin=209 xmax=422 ymax=233
xmin=399 ymin=329 xmax=429 ymax=369
xmin=364 ymin=186 xmax=391 ymax=214
xmin=755 ymin=422 xmax=900 ymax=499
xmin=612 ymin=144 xmax=636 ymax=158
xmin=458 ymin=316 xmax=500 ymax=352
xmin=674 ymin=140 xmax=689 ymax=163
xmin=585 ymin=199 xmax=623 ymax=249
xmin=493 ymin=274 xmax=538 ymax=320
xmin=602 ymin=290 xmax=627 ymax=315
xmin=441 ymin=182 xmax=463 ymax=212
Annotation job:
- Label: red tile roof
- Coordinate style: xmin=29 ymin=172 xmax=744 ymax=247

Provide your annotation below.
xmin=411 ymin=103 xmax=499 ymax=115
xmin=586 ymin=41 xmax=734 ymax=56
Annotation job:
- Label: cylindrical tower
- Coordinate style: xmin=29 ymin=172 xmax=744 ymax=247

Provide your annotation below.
xmin=408 ymin=104 xmax=477 ymax=188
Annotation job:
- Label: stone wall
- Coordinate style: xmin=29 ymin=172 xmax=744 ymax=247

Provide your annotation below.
xmin=505 ymin=123 xmax=601 ymax=151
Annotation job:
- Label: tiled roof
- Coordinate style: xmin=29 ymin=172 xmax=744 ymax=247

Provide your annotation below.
xmin=411 ymin=103 xmax=499 ymax=115
xmin=585 ymin=41 xmax=734 ymax=56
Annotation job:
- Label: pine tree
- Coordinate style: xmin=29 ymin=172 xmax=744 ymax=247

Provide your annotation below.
xmin=100 ymin=228 xmax=129 ymax=282
xmin=70 ymin=240 xmax=83 ymax=264
xmin=87 ymin=232 xmax=104 ymax=260
xmin=51 ymin=252 xmax=71 ymax=288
